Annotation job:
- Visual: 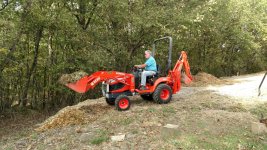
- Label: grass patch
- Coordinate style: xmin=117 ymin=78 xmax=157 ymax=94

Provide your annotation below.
xmin=10 ymin=130 xmax=32 ymax=141
xmin=90 ymin=136 xmax=109 ymax=145
xmin=162 ymin=106 xmax=176 ymax=114
xmin=147 ymin=107 xmax=157 ymax=113
xmin=4 ymin=146 xmax=14 ymax=150
xmin=169 ymin=132 xmax=267 ymax=150
xmin=118 ymin=117 xmax=133 ymax=126
xmin=30 ymin=132 xmax=38 ymax=139
xmin=132 ymin=129 xmax=139 ymax=134
xmin=60 ymin=144 xmax=71 ymax=150
xmin=249 ymin=103 xmax=267 ymax=118
xmin=36 ymin=144 xmax=46 ymax=150
xmin=200 ymin=101 xmax=220 ymax=109
xmin=90 ymin=129 xmax=109 ymax=145
xmin=227 ymin=103 xmax=247 ymax=112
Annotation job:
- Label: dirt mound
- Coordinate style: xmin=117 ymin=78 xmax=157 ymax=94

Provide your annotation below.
xmin=194 ymin=72 xmax=220 ymax=83
xmin=35 ymin=98 xmax=112 ymax=132
xmin=35 ymin=108 xmax=87 ymax=132
xmin=191 ymin=72 xmax=222 ymax=86
xmin=58 ymin=70 xmax=88 ymax=85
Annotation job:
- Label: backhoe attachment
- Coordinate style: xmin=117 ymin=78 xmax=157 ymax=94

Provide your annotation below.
xmin=168 ymin=51 xmax=193 ymax=94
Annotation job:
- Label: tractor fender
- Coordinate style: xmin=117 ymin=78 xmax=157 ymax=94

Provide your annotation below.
xmin=151 ymin=77 xmax=171 ymax=92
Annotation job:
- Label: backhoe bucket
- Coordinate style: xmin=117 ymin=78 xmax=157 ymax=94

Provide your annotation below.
xmin=66 ymin=76 xmax=90 ymax=93
xmin=181 ymin=72 xmax=192 ymax=85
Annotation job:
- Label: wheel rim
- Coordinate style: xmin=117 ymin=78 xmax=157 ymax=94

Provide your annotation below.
xmin=160 ymin=89 xmax=170 ymax=100
xmin=119 ymin=98 xmax=129 ymax=109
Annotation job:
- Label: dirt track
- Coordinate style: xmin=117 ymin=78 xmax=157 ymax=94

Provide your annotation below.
xmin=207 ymin=72 xmax=267 ymax=105
xmin=1 ymin=72 xmax=267 ymax=149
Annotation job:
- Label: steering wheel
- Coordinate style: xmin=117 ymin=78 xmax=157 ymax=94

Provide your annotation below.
xmin=132 ymin=66 xmax=143 ymax=72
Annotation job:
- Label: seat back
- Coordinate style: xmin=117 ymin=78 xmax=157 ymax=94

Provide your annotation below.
xmin=156 ymin=64 xmax=161 ymax=77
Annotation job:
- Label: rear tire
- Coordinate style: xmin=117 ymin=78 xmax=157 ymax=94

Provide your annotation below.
xmin=115 ymin=95 xmax=131 ymax=111
xmin=105 ymin=98 xmax=115 ymax=105
xmin=153 ymin=84 xmax=172 ymax=104
xmin=140 ymin=94 xmax=153 ymax=101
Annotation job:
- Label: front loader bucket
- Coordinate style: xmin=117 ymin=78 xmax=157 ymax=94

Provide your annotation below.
xmin=66 ymin=76 xmax=90 ymax=93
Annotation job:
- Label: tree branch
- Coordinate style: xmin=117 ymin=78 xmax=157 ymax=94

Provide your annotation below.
xmin=83 ymin=0 xmax=98 ymax=30
xmin=0 ymin=0 xmax=13 ymax=12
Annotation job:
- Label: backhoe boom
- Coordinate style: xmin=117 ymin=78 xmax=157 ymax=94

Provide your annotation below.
xmin=168 ymin=51 xmax=193 ymax=94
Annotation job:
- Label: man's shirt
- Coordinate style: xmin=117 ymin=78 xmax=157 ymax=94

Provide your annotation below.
xmin=145 ymin=56 xmax=157 ymax=71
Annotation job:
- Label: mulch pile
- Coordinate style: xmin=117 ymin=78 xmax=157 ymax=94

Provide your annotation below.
xmin=35 ymin=107 xmax=87 ymax=132
xmin=58 ymin=70 xmax=88 ymax=85
xmin=35 ymin=98 xmax=111 ymax=132
xmin=190 ymin=72 xmax=223 ymax=86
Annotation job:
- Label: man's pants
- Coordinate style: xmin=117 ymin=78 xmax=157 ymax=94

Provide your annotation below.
xmin=141 ymin=71 xmax=156 ymax=86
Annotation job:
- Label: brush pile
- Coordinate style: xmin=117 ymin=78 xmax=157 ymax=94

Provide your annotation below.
xmin=58 ymin=70 xmax=88 ymax=85
xmin=35 ymin=98 xmax=111 ymax=132
xmin=190 ymin=72 xmax=222 ymax=86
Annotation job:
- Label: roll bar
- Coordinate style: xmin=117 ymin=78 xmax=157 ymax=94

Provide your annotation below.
xmin=152 ymin=36 xmax=173 ymax=74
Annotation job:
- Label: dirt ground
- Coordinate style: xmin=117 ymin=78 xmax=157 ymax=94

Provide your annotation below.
xmin=1 ymin=72 xmax=267 ymax=150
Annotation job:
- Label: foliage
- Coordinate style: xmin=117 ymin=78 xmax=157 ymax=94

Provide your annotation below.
xmin=0 ymin=0 xmax=267 ymax=111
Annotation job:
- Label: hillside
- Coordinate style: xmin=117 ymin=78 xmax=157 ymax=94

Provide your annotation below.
xmin=1 ymin=72 xmax=267 ymax=149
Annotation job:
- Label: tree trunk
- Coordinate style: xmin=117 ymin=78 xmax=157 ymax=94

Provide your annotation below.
xmin=20 ymin=27 xmax=44 ymax=107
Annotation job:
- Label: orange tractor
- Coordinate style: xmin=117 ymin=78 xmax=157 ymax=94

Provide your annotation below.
xmin=65 ymin=37 xmax=193 ymax=110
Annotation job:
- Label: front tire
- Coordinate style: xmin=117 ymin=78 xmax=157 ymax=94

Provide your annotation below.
xmin=115 ymin=95 xmax=131 ymax=111
xmin=153 ymin=84 xmax=172 ymax=104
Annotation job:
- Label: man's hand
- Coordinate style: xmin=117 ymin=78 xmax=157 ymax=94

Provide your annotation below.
xmin=134 ymin=64 xmax=146 ymax=68
xmin=134 ymin=65 xmax=140 ymax=68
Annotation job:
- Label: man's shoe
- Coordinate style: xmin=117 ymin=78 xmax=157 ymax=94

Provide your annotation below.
xmin=140 ymin=86 xmax=148 ymax=90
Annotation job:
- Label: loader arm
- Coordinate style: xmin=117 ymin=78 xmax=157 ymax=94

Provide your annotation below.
xmin=169 ymin=51 xmax=193 ymax=94
xmin=66 ymin=71 xmax=135 ymax=93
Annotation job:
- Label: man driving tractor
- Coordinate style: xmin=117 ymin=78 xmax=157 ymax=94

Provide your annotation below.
xmin=65 ymin=37 xmax=193 ymax=111
xmin=134 ymin=50 xmax=157 ymax=90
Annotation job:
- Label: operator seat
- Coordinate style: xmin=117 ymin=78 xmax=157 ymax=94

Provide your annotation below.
xmin=146 ymin=65 xmax=161 ymax=85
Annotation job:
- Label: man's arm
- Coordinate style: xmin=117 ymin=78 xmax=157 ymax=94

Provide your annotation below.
xmin=134 ymin=64 xmax=146 ymax=68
